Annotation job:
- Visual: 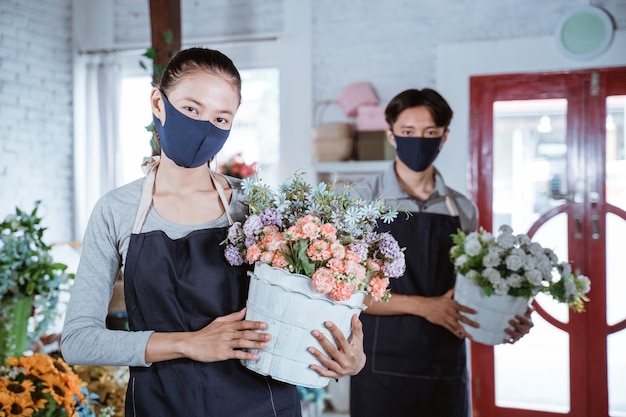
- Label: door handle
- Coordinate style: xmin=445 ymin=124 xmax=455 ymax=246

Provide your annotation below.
xmin=591 ymin=214 xmax=600 ymax=240
xmin=574 ymin=214 xmax=583 ymax=239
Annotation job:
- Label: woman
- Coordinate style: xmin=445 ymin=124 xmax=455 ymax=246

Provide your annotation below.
xmin=61 ymin=47 xmax=365 ymax=417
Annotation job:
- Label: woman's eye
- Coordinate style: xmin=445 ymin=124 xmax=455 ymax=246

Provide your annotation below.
xmin=183 ymin=106 xmax=198 ymax=115
xmin=216 ymin=117 xmax=228 ymax=125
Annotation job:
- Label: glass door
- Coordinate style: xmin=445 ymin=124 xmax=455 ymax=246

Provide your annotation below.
xmin=469 ymin=67 xmax=626 ymax=417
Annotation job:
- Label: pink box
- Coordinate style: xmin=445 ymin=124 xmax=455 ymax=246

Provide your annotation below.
xmin=337 ymin=82 xmax=379 ymax=118
xmin=356 ymin=105 xmax=387 ymax=131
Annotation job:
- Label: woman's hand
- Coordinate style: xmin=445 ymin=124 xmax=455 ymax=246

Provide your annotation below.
xmin=503 ymin=307 xmax=534 ymax=344
xmin=421 ymin=289 xmax=479 ymax=339
xmin=307 ymin=314 xmax=366 ymax=379
xmin=145 ymin=308 xmax=270 ymax=363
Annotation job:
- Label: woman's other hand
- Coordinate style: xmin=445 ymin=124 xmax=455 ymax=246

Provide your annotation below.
xmin=307 ymin=314 xmax=366 ymax=379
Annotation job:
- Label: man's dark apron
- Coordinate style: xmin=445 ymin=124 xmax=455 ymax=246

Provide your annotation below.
xmin=123 ymin=161 xmax=300 ymax=416
xmin=351 ymin=195 xmax=469 ymax=417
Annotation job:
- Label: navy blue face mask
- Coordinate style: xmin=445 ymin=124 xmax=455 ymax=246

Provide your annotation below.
xmin=394 ymin=135 xmax=443 ymax=172
xmin=153 ymin=93 xmax=231 ymax=168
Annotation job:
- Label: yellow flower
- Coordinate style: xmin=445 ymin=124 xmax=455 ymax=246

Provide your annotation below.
xmin=40 ymin=372 xmax=77 ymax=416
xmin=3 ymin=395 xmax=35 ymax=416
xmin=0 ymin=390 xmax=15 ymax=414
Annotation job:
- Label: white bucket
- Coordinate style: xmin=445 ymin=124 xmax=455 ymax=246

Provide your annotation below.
xmin=241 ymin=262 xmax=366 ymax=388
xmin=453 ymin=273 xmax=530 ymax=345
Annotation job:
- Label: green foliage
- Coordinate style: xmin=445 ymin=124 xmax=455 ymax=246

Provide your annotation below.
xmin=0 ymin=201 xmax=75 ymax=342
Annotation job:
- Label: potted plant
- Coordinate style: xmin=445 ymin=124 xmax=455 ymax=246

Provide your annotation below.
xmin=449 ymin=224 xmax=591 ymax=345
xmin=223 ymin=172 xmax=406 ymax=387
xmin=0 ymin=201 xmax=74 ymax=362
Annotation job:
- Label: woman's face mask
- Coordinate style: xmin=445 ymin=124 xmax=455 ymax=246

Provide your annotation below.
xmin=153 ymin=93 xmax=230 ymax=168
xmin=394 ymin=135 xmax=443 ymax=172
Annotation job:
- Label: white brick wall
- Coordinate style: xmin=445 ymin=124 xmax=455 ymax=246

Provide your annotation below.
xmin=311 ymin=0 xmax=626 ymax=107
xmin=0 ymin=0 xmax=73 ymax=243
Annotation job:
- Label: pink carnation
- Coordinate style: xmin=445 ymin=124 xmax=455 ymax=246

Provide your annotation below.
xmin=272 ymin=252 xmax=288 ymax=269
xmin=246 ymin=244 xmax=262 ymax=262
xmin=327 ymin=258 xmax=346 ymax=274
xmin=311 ymin=268 xmax=335 ymax=293
xmin=345 ymin=260 xmax=366 ymax=283
xmin=260 ymin=250 xmax=275 ymax=264
xmin=330 ymin=241 xmax=346 ymax=259
xmin=300 ymin=221 xmax=321 ymax=240
xmin=367 ymin=276 xmax=389 ymax=302
xmin=329 ymin=281 xmax=356 ymax=302
xmin=284 ymin=225 xmax=303 ymax=241
xmin=344 ymin=250 xmax=361 ymax=263
xmin=320 ymin=223 xmax=338 ymax=242
xmin=307 ymin=239 xmax=332 ymax=261
xmin=366 ymin=258 xmax=383 ymax=272
xmin=263 ymin=230 xmax=287 ymax=251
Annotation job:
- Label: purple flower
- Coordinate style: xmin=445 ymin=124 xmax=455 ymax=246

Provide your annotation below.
xmin=260 ymin=208 xmax=282 ymax=226
xmin=377 ymin=233 xmax=401 ymax=259
xmin=348 ymin=242 xmax=369 ymax=261
xmin=224 ymin=244 xmax=244 ymax=266
xmin=243 ymin=215 xmax=263 ymax=238
xmin=383 ymin=255 xmax=406 ymax=278
xmin=227 ymin=222 xmax=244 ymax=244
xmin=245 ymin=234 xmax=257 ymax=248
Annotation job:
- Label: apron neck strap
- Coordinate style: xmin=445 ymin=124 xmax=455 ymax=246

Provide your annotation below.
xmin=210 ymin=169 xmax=234 ymax=226
xmin=133 ymin=157 xmax=234 ymax=234
xmin=444 ymin=195 xmax=460 ymax=217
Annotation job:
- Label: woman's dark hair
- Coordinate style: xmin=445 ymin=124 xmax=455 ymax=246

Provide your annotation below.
xmin=157 ymin=47 xmax=242 ymax=104
xmin=385 ymin=88 xmax=453 ymax=129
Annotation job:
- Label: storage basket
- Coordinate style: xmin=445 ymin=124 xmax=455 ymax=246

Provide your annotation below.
xmin=241 ymin=262 xmax=366 ymax=388
xmin=312 ymin=101 xmax=356 ymax=162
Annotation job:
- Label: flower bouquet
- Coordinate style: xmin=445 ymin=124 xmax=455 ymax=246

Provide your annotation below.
xmin=449 ymin=225 xmax=591 ymax=345
xmin=217 ymin=152 xmax=256 ymax=179
xmin=224 ymin=172 xmax=405 ymax=387
xmin=0 ymin=353 xmax=113 ymax=417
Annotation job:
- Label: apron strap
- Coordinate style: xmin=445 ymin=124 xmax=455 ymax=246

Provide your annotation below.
xmin=445 ymin=195 xmax=460 ymax=217
xmin=133 ymin=156 xmax=159 ymax=234
xmin=210 ymin=169 xmax=234 ymax=226
xmin=132 ymin=157 xmax=234 ymax=234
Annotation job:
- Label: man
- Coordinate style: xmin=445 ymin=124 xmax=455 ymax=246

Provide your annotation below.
xmin=349 ymin=88 xmax=533 ymax=417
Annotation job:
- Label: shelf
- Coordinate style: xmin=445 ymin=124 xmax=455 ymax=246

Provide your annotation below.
xmin=312 ymin=160 xmax=390 ymax=174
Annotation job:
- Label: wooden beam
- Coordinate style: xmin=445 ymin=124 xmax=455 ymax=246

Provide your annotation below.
xmin=148 ymin=0 xmax=182 ymax=82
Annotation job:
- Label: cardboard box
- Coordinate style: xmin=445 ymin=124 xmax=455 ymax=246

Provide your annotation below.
xmin=356 ymin=131 xmax=395 ymax=161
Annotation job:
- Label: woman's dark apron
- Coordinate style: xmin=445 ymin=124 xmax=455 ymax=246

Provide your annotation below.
xmin=350 ymin=195 xmax=469 ymax=417
xmin=123 ymin=161 xmax=300 ymax=417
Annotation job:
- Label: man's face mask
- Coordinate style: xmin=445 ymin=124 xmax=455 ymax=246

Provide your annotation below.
xmin=153 ymin=93 xmax=230 ymax=168
xmin=394 ymin=135 xmax=443 ymax=172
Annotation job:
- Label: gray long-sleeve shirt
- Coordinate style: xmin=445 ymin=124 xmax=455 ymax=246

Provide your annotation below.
xmin=61 ymin=175 xmax=247 ymax=367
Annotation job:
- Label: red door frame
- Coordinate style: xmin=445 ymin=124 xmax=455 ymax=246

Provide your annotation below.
xmin=468 ymin=67 xmax=626 ymax=417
